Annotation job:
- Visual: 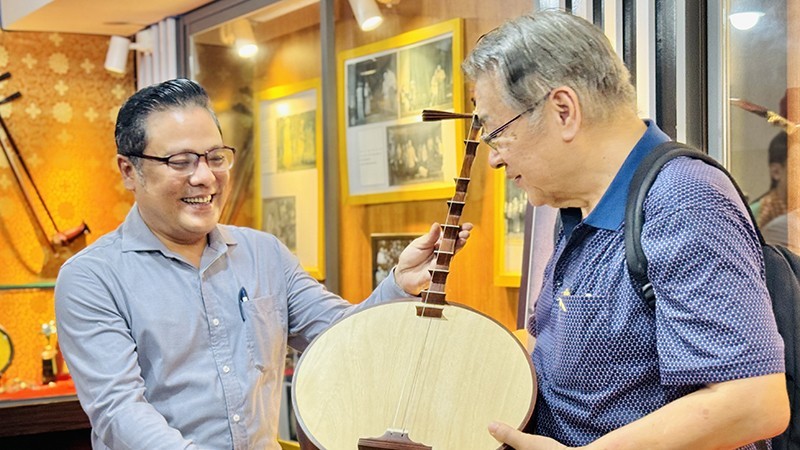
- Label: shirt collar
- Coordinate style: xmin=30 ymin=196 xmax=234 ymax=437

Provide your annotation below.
xmin=120 ymin=204 xmax=237 ymax=254
xmin=581 ymin=120 xmax=671 ymax=231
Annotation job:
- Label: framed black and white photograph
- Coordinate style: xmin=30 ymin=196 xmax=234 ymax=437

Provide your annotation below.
xmin=494 ymin=173 xmax=529 ymax=287
xmin=339 ymin=19 xmax=464 ymax=205
xmin=398 ymin=37 xmax=454 ymax=117
xmin=370 ymin=233 xmax=419 ymax=289
xmin=386 ymin=121 xmax=446 ymax=186
xmin=346 ymin=53 xmax=398 ymax=127
xmin=262 ymin=196 xmax=297 ymax=252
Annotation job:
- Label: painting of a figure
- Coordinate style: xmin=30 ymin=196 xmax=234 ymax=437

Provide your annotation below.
xmin=276 ymin=110 xmax=316 ymax=172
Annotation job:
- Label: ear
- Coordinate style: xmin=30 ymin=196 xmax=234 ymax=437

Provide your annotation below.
xmin=549 ymin=86 xmax=581 ymax=142
xmin=116 ymin=155 xmax=138 ymax=192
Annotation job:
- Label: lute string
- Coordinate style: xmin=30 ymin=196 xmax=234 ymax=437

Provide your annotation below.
xmin=392 ymin=182 xmax=459 ymax=432
xmin=391 ymin=111 xmax=483 ymax=433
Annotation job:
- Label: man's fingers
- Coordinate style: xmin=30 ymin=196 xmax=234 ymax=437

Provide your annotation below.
xmin=488 ymin=421 xmax=526 ymax=449
xmin=415 ymin=221 xmax=473 ymax=252
xmin=417 ymin=222 xmax=441 ymax=248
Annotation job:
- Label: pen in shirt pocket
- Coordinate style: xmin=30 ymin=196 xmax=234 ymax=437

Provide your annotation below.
xmin=238 ymin=287 xmax=249 ymax=322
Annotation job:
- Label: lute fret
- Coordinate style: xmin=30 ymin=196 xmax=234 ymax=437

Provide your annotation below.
xmin=416 ymin=114 xmax=482 ymax=314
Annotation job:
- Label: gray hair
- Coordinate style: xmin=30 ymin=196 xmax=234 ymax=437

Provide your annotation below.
xmin=463 ymin=10 xmax=637 ymax=124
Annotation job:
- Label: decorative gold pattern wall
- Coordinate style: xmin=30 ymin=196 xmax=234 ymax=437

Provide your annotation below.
xmin=0 ymin=30 xmax=135 ymax=385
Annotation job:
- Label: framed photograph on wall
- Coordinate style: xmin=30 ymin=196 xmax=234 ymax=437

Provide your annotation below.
xmin=517 ymin=204 xmax=559 ymax=329
xmin=494 ymin=171 xmax=529 ymax=287
xmin=370 ymin=233 xmax=420 ymax=289
xmin=338 ymin=19 xmax=465 ymax=205
xmin=255 ymin=79 xmax=325 ymax=280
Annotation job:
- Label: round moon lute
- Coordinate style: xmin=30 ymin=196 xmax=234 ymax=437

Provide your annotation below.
xmin=292 ymin=111 xmax=537 ymax=450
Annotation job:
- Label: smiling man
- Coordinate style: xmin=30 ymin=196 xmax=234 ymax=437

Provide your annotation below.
xmin=463 ymin=10 xmax=789 ymax=450
xmin=55 ymin=79 xmax=471 ymax=449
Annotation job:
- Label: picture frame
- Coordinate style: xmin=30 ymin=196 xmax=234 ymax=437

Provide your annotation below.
xmin=255 ymin=79 xmax=325 ymax=280
xmin=338 ymin=18 xmax=465 ymax=205
xmin=370 ymin=233 xmax=420 ymax=289
xmin=494 ymin=171 xmax=529 ymax=287
xmin=517 ymin=204 xmax=559 ymax=329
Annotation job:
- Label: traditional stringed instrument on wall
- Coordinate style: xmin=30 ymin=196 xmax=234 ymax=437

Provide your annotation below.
xmin=0 ymin=72 xmax=89 ymax=280
xmin=291 ymin=110 xmax=536 ymax=450
xmin=730 ymin=97 xmax=799 ymax=135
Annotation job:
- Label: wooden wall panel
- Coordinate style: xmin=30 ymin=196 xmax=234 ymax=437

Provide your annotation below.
xmin=0 ymin=31 xmax=135 ymax=382
xmin=335 ymin=0 xmax=535 ymax=330
xmin=788 ymin=0 xmax=799 ymax=250
xmin=205 ymin=0 xmax=536 ymax=331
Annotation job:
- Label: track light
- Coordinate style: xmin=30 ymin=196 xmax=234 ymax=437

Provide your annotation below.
xmin=233 ymin=20 xmax=258 ymax=58
xmin=347 ymin=0 xmax=383 ymax=31
xmin=728 ymin=0 xmax=765 ymax=31
xmin=219 ymin=20 xmax=259 ymax=59
xmin=729 ymin=11 xmax=765 ymax=31
xmin=104 ymin=30 xmax=153 ymax=74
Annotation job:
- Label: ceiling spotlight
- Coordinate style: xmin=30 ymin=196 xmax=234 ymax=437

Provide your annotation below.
xmin=104 ymin=30 xmax=153 ymax=74
xmin=233 ymin=20 xmax=258 ymax=58
xmin=220 ymin=19 xmax=259 ymax=59
xmin=729 ymin=11 xmax=765 ymax=31
xmin=348 ymin=0 xmax=383 ymax=31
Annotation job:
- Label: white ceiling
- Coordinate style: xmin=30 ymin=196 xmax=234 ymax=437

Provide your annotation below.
xmin=0 ymin=0 xmax=215 ymax=36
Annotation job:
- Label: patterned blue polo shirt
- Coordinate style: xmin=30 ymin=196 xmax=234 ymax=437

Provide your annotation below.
xmin=529 ymin=121 xmax=785 ymax=448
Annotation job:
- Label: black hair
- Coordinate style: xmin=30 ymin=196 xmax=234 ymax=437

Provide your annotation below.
xmin=114 ymin=78 xmax=221 ymax=157
xmin=768 ymin=131 xmax=787 ymax=166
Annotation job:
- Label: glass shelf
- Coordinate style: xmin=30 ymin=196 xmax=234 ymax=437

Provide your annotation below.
xmin=0 ymin=282 xmax=56 ymax=291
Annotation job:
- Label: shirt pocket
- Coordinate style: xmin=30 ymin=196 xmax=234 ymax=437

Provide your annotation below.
xmin=242 ymin=295 xmax=287 ymax=373
xmin=549 ymin=294 xmax=613 ymax=390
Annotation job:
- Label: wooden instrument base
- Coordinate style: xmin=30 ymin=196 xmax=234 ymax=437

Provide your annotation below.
xmin=293 ymin=111 xmax=537 ymax=450
xmin=358 ymin=430 xmax=432 ymax=450
xmin=293 ymin=301 xmax=535 ymax=449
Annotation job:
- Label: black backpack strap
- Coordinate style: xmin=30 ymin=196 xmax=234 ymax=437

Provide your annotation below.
xmin=624 ymin=141 xmax=765 ymax=309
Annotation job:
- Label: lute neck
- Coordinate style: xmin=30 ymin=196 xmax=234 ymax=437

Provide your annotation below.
xmin=418 ymin=114 xmax=482 ymax=311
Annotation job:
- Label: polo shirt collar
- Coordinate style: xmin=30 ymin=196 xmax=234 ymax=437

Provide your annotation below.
xmin=581 ymin=120 xmax=671 ymax=231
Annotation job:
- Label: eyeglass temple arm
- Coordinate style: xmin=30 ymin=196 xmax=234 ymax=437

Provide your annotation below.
xmin=421 ymin=109 xmax=474 ymax=122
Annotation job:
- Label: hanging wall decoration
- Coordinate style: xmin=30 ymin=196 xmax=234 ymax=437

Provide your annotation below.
xmin=255 ymin=79 xmax=325 ymax=280
xmin=494 ymin=173 xmax=528 ymax=287
xmin=339 ymin=18 xmax=464 ymax=204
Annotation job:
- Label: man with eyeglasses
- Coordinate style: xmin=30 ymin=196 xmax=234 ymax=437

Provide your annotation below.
xmin=463 ymin=10 xmax=788 ymax=450
xmin=54 ymin=78 xmax=472 ymax=449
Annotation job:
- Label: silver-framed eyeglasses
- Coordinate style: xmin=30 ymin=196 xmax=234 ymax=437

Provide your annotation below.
xmin=481 ymin=91 xmax=552 ymax=150
xmin=134 ymin=145 xmax=236 ymax=176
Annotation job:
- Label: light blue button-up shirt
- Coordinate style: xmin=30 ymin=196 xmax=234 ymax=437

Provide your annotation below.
xmin=55 ymin=205 xmax=410 ymax=449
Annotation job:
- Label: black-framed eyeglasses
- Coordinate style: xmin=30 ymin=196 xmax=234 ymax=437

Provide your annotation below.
xmin=133 ymin=145 xmax=236 ymax=176
xmin=481 ymin=91 xmax=552 ymax=150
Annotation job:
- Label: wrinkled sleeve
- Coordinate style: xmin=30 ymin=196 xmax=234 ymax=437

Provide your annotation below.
xmin=55 ymin=260 xmax=199 ymax=450
xmin=642 ymin=163 xmax=784 ymax=385
xmin=276 ymin=240 xmax=410 ymax=350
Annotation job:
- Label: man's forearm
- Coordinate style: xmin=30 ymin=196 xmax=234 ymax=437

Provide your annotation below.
xmin=585 ymin=373 xmax=789 ymax=450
